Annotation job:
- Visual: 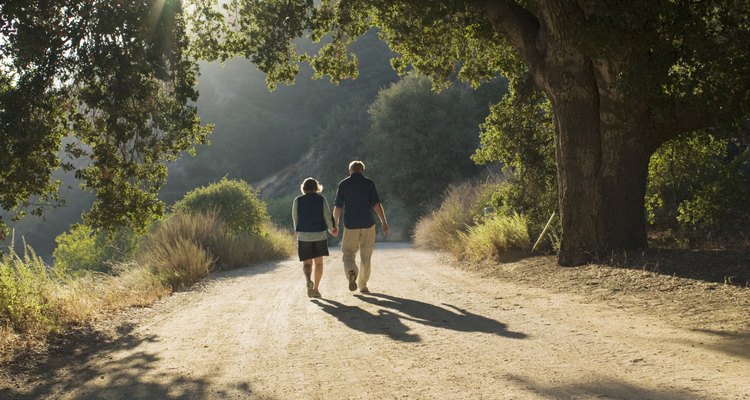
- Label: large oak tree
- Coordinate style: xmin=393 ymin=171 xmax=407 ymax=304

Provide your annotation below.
xmin=190 ymin=0 xmax=750 ymax=265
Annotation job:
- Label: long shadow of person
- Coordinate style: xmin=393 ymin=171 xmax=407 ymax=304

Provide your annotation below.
xmin=354 ymin=293 xmax=527 ymax=339
xmin=311 ymin=298 xmax=421 ymax=342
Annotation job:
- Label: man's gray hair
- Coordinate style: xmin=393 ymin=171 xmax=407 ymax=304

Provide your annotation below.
xmin=349 ymin=160 xmax=365 ymax=172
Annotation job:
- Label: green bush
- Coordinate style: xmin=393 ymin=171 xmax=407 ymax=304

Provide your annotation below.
xmin=53 ymin=224 xmax=142 ymax=273
xmin=172 ymin=178 xmax=269 ymax=235
xmin=460 ymin=214 xmax=530 ymax=263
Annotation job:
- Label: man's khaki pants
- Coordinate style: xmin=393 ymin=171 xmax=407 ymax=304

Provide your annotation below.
xmin=341 ymin=225 xmax=376 ymax=289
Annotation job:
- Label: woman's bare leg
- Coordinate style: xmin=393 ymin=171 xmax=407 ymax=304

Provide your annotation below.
xmin=312 ymin=256 xmax=324 ymax=290
xmin=303 ymin=261 xmax=313 ymax=283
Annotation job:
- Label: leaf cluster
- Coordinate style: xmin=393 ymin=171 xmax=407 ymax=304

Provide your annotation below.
xmin=188 ymin=0 xmax=519 ymax=90
xmin=1 ymin=0 xmax=211 ymax=236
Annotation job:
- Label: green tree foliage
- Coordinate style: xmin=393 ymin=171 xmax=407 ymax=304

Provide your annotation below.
xmin=646 ymin=131 xmax=750 ymax=243
xmin=0 ymin=0 xmax=211 ymax=236
xmin=314 ymin=100 xmax=370 ymax=188
xmin=189 ymin=0 xmax=750 ymax=265
xmin=472 ymin=84 xmax=557 ymax=237
xmin=365 ymin=74 xmax=491 ymax=225
xmin=172 ymin=178 xmax=269 ymax=235
xmin=53 ymin=224 xmax=142 ymax=273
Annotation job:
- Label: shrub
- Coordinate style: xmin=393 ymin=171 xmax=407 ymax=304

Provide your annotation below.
xmin=172 ymin=178 xmax=269 ymax=235
xmin=460 ymin=214 xmax=530 ymax=262
xmin=53 ymin=224 xmax=142 ymax=273
xmin=646 ymin=131 xmax=750 ymax=246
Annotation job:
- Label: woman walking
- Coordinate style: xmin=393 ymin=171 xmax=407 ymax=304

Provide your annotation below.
xmin=292 ymin=177 xmax=337 ymax=298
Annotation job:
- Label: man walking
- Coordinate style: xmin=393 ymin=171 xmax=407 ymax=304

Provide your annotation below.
xmin=332 ymin=161 xmax=389 ymax=293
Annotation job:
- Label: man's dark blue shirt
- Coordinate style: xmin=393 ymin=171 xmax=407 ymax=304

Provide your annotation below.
xmin=334 ymin=172 xmax=380 ymax=229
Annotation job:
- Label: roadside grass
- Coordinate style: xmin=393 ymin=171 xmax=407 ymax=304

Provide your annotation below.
xmin=413 ymin=182 xmax=485 ymax=257
xmin=415 ymin=180 xmax=532 ymax=262
xmin=460 ymin=213 xmax=530 ymax=262
xmin=138 ymin=212 xmax=294 ymax=288
xmin=0 ymin=212 xmax=293 ymax=360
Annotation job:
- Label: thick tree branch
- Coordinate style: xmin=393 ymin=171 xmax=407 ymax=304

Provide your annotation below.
xmin=471 ymin=0 xmax=543 ymax=73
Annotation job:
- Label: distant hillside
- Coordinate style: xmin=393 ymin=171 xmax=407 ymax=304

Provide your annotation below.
xmin=253 ymin=151 xmax=324 ymax=199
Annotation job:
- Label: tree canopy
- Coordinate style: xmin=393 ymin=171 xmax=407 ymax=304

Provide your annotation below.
xmin=1 ymin=0 xmax=210 ymax=236
xmin=190 ymin=0 xmax=750 ymax=265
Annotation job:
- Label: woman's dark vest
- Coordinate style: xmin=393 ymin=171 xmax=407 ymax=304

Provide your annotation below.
xmin=295 ymin=193 xmax=327 ymax=232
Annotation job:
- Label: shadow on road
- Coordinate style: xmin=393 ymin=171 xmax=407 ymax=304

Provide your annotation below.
xmin=506 ymin=373 xmax=708 ymax=400
xmin=355 ymin=293 xmax=528 ymax=339
xmin=608 ymin=248 xmax=750 ymax=286
xmin=0 ymin=323 xmax=265 ymax=400
xmin=686 ymin=329 xmax=750 ymax=361
xmin=311 ymin=299 xmax=421 ymax=342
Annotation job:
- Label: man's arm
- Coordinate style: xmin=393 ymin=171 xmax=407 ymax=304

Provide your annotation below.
xmin=373 ymin=202 xmax=389 ymax=236
xmin=323 ymin=197 xmax=335 ymax=235
xmin=332 ymin=206 xmax=342 ymax=237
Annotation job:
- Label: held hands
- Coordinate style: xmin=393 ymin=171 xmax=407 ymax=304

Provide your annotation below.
xmin=330 ymin=227 xmax=339 ymax=237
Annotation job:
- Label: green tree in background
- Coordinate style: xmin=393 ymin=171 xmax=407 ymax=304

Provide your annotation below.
xmin=161 ymin=30 xmax=398 ymax=203
xmin=366 ymin=74 xmax=491 ymax=226
xmin=314 ymin=100 xmax=370 ymax=187
xmin=190 ymin=0 xmax=750 ymax=265
xmin=1 ymin=0 xmax=210 ymax=236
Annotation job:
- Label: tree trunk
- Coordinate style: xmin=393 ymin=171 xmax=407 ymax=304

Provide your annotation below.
xmin=536 ymin=11 xmax=653 ymax=266
xmin=554 ymin=103 xmax=652 ymax=266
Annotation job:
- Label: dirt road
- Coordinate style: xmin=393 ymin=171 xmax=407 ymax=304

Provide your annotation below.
xmin=23 ymin=243 xmax=750 ymax=399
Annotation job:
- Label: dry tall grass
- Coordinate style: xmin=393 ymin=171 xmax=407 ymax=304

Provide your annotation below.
xmin=414 ymin=181 xmax=533 ymax=262
xmin=1 ymin=211 xmax=293 ymax=359
xmin=413 ymin=182 xmax=484 ymax=256
xmin=137 ymin=212 xmax=294 ymax=279
xmin=461 ymin=214 xmax=531 ymax=262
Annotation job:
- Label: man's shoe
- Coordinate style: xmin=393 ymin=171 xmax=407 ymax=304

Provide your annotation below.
xmin=307 ymin=279 xmax=315 ymax=297
xmin=348 ymin=271 xmax=357 ymax=291
xmin=360 ymin=287 xmax=370 ymax=294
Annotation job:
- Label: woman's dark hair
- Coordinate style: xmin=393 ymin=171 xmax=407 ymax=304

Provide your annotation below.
xmin=300 ymin=177 xmax=322 ymax=194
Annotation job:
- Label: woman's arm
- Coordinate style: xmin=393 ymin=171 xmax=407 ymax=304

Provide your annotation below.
xmin=291 ymin=197 xmax=298 ymax=230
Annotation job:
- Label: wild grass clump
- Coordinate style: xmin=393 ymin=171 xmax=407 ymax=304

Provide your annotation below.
xmin=0 ymin=238 xmax=170 ymax=347
xmin=413 ymin=182 xmax=486 ymax=256
xmin=460 ymin=214 xmax=531 ymax=262
xmin=136 ymin=212 xmax=293 ymax=289
xmin=210 ymin=224 xmax=294 ymax=269
xmin=0 ymin=241 xmax=61 ymax=333
xmin=136 ymin=212 xmax=218 ymax=290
